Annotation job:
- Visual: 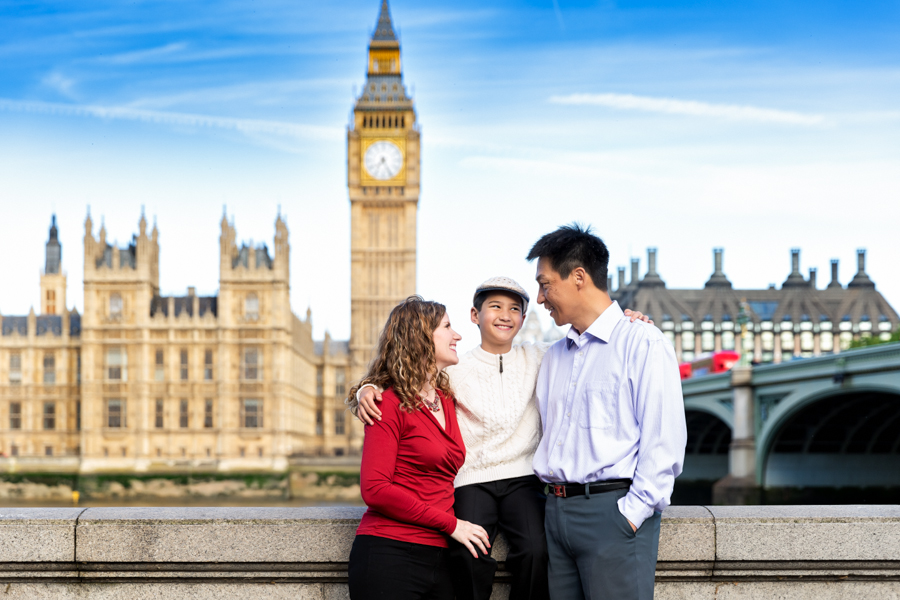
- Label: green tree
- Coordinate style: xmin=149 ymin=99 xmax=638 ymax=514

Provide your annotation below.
xmin=849 ymin=327 xmax=900 ymax=349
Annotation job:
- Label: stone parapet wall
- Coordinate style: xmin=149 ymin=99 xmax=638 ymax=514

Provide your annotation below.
xmin=0 ymin=505 xmax=898 ymax=598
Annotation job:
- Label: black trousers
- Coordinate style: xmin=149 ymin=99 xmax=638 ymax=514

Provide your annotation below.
xmin=450 ymin=475 xmax=550 ymax=600
xmin=348 ymin=535 xmax=454 ymax=600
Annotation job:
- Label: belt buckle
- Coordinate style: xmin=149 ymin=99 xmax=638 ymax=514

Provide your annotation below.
xmin=552 ymin=484 xmax=566 ymax=498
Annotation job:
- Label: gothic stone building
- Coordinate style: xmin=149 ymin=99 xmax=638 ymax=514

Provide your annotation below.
xmin=0 ymin=214 xmax=355 ymax=469
xmin=0 ymin=2 xmax=422 ymax=469
xmin=611 ymin=247 xmax=898 ymax=364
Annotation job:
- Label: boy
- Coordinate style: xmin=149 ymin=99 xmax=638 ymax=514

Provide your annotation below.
xmin=353 ymin=277 xmax=648 ymax=600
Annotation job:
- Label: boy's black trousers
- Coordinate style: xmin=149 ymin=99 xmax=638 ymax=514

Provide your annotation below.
xmin=449 ymin=474 xmax=550 ymax=600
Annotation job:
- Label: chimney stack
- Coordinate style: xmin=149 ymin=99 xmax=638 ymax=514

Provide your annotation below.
xmin=848 ymin=248 xmax=875 ymax=288
xmin=782 ymin=248 xmax=807 ymax=288
xmin=630 ymin=258 xmax=639 ymax=287
xmin=809 ymin=268 xmax=817 ymax=289
xmin=638 ymin=247 xmax=666 ymax=288
xmin=705 ymin=248 xmax=732 ymax=288
xmin=618 ymin=267 xmax=626 ymax=291
xmin=828 ymin=259 xmax=841 ymax=288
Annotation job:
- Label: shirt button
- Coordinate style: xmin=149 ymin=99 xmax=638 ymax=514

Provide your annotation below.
xmin=579 ymin=351 xmax=583 ymax=356
xmin=567 ymin=412 xmax=571 ymax=416
xmin=557 ymin=442 xmax=562 ymax=446
xmin=549 ymin=470 xmax=553 ymax=475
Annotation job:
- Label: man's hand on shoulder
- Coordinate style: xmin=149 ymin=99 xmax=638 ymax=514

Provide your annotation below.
xmin=357 ymin=385 xmax=384 ymax=425
xmin=624 ymin=309 xmax=654 ymax=325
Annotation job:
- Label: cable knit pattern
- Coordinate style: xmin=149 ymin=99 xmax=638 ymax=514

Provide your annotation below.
xmin=448 ymin=342 xmax=550 ymax=488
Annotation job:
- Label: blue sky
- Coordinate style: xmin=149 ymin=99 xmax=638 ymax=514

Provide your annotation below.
xmin=1 ymin=0 xmax=899 ymax=347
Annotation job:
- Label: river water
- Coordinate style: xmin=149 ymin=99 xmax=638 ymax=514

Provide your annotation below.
xmin=0 ymin=497 xmax=366 ymax=508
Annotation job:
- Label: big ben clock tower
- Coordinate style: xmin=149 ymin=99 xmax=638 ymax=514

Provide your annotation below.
xmin=348 ymin=0 xmax=420 ymax=380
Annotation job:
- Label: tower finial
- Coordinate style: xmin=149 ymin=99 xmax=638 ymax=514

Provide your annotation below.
xmin=45 ymin=214 xmax=62 ymax=274
xmin=372 ymin=0 xmax=397 ymax=42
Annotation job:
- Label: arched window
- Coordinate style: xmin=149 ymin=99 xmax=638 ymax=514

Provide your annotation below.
xmin=110 ymin=293 xmax=123 ymax=318
xmin=245 ymin=293 xmax=259 ymax=320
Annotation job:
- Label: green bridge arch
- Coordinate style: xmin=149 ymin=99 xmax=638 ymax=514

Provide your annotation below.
xmin=681 ymin=343 xmax=900 ymax=490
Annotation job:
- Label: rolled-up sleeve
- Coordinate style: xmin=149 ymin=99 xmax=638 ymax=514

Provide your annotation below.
xmin=618 ymin=337 xmax=687 ymax=529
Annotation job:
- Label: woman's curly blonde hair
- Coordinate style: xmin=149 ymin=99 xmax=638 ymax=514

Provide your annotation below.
xmin=347 ymin=295 xmax=455 ymax=415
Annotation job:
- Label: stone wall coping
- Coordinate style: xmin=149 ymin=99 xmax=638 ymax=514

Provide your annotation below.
xmin=709 ymin=504 xmax=900 ymax=521
xmin=0 ymin=508 xmax=85 ymax=521
xmin=0 ymin=507 xmax=84 ymax=563
xmin=1 ymin=505 xmax=899 ymax=577
xmin=78 ymin=506 xmax=367 ymax=524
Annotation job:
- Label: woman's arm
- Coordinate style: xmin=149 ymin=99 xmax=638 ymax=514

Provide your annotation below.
xmin=360 ymin=399 xmax=457 ymax=535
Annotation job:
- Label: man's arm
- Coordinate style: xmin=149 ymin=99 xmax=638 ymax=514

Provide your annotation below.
xmin=618 ymin=336 xmax=687 ymax=530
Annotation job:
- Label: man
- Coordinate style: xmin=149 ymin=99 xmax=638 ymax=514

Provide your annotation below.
xmin=527 ymin=224 xmax=687 ymax=600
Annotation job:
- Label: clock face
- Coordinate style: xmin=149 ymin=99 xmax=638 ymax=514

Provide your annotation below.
xmin=364 ymin=140 xmax=403 ymax=180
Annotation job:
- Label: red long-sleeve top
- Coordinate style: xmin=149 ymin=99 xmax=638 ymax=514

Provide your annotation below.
xmin=356 ymin=387 xmax=465 ymax=547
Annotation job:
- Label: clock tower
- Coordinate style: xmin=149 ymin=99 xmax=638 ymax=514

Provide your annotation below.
xmin=348 ymin=0 xmax=420 ymax=380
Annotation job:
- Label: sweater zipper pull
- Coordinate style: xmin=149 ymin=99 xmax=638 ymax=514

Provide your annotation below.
xmin=499 ymin=355 xmax=503 ymax=374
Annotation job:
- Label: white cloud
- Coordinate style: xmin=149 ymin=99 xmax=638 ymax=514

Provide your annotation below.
xmin=41 ymin=72 xmax=77 ymax=98
xmin=99 ymin=42 xmax=189 ymax=65
xmin=0 ymin=98 xmax=341 ymax=147
xmin=549 ymin=93 xmax=826 ymax=126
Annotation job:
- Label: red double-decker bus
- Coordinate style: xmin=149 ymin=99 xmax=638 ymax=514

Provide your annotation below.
xmin=679 ymin=351 xmax=740 ymax=380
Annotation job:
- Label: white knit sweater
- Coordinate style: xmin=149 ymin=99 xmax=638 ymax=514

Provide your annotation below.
xmin=448 ymin=342 xmax=550 ymax=488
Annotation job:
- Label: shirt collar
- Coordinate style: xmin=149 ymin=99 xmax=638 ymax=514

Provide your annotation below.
xmin=565 ymin=301 xmax=624 ymax=349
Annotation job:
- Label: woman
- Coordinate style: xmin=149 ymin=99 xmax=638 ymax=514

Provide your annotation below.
xmin=347 ymin=295 xmax=491 ymax=600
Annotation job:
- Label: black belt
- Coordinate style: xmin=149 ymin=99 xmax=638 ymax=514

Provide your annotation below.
xmin=549 ymin=478 xmax=631 ymax=498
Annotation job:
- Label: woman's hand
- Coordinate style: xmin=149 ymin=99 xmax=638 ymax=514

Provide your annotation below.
xmin=450 ymin=519 xmax=491 ymax=558
xmin=624 ymin=309 xmax=654 ymax=325
xmin=357 ymin=385 xmax=384 ymax=425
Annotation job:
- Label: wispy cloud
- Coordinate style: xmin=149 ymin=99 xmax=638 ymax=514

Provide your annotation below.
xmin=98 ymin=42 xmax=189 ymax=65
xmin=0 ymin=98 xmax=341 ymax=148
xmin=550 ymin=93 xmax=825 ymax=126
xmin=126 ymin=78 xmax=352 ymax=110
xmin=41 ymin=72 xmax=77 ymax=98
xmin=551 ymin=0 xmax=565 ymax=31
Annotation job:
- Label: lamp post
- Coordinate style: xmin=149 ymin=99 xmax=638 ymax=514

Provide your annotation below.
xmin=738 ymin=298 xmax=752 ymax=367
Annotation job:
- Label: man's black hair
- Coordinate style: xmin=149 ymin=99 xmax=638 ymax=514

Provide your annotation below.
xmin=526 ymin=223 xmax=609 ymax=291
xmin=473 ymin=290 xmax=526 ymax=312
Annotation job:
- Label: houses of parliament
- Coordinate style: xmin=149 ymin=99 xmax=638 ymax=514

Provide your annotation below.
xmin=1 ymin=2 xmax=897 ymax=472
xmin=0 ymin=1 xmax=416 ymax=471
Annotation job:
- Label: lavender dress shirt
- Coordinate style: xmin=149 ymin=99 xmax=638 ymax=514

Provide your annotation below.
xmin=533 ymin=302 xmax=687 ymax=529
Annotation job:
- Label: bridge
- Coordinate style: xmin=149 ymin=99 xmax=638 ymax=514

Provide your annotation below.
xmin=680 ymin=342 xmax=900 ymax=503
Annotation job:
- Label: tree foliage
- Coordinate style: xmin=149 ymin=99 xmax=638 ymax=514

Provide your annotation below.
xmin=849 ymin=328 xmax=900 ymax=348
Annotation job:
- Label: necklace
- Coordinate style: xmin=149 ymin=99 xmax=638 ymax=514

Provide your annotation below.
xmin=421 ymin=390 xmax=441 ymax=413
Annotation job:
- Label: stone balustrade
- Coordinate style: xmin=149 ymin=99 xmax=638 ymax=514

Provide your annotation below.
xmin=1 ymin=505 xmax=899 ymax=598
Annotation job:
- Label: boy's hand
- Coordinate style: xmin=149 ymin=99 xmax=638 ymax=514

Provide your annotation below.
xmin=357 ymin=385 xmax=384 ymax=425
xmin=624 ymin=309 xmax=653 ymax=325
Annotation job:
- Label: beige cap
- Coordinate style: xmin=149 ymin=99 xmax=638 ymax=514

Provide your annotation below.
xmin=473 ymin=276 xmax=530 ymax=307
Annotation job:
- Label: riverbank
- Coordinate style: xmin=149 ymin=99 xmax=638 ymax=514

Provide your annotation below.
xmin=0 ymin=460 xmax=364 ymax=505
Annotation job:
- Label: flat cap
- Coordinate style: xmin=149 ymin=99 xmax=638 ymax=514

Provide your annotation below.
xmin=473 ymin=276 xmax=530 ymax=307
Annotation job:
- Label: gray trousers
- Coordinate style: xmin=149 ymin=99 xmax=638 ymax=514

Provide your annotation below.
xmin=545 ymin=488 xmax=661 ymax=600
